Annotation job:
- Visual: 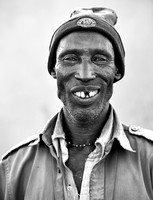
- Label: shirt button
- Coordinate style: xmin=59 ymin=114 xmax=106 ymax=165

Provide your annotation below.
xmin=131 ymin=125 xmax=139 ymax=132
xmin=67 ymin=185 xmax=72 ymax=191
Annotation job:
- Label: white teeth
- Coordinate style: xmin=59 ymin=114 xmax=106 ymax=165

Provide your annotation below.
xmin=80 ymin=91 xmax=85 ymax=98
xmin=74 ymin=90 xmax=98 ymax=99
xmin=90 ymin=91 xmax=93 ymax=97
xmin=75 ymin=92 xmax=81 ymax=97
xmin=89 ymin=90 xmax=98 ymax=97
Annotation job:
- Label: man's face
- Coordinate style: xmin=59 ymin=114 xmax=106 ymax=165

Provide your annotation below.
xmin=54 ymin=31 xmax=118 ymax=122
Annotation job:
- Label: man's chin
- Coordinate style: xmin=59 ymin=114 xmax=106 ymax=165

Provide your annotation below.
xmin=70 ymin=108 xmax=102 ymax=124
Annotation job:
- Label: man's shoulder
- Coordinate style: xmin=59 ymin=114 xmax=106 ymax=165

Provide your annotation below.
xmin=123 ymin=124 xmax=153 ymax=143
xmin=1 ymin=113 xmax=59 ymax=162
xmin=1 ymin=134 xmax=42 ymax=161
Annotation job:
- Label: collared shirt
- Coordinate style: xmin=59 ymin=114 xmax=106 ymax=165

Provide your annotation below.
xmin=51 ymin=105 xmax=134 ymax=200
xmin=1 ymin=105 xmax=153 ymax=199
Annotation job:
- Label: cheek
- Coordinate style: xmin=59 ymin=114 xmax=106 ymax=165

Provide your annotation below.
xmin=56 ymin=73 xmax=65 ymax=96
xmin=99 ymin=66 xmax=116 ymax=84
xmin=55 ymin=63 xmax=73 ymax=82
xmin=55 ymin=64 xmax=77 ymax=92
xmin=55 ymin=69 xmax=71 ymax=101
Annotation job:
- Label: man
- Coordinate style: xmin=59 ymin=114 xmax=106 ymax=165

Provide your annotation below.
xmin=0 ymin=7 xmax=153 ymax=200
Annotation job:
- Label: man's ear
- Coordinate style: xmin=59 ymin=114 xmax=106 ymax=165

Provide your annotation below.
xmin=114 ymin=68 xmax=121 ymax=82
xmin=51 ymin=68 xmax=57 ymax=79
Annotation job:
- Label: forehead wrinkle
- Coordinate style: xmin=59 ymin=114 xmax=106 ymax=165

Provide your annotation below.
xmin=58 ymin=31 xmax=111 ymax=45
xmin=56 ymin=31 xmax=115 ymax=58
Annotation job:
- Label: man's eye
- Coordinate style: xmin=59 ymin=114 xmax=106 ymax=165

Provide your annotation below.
xmin=62 ymin=55 xmax=78 ymax=63
xmin=92 ymin=55 xmax=109 ymax=64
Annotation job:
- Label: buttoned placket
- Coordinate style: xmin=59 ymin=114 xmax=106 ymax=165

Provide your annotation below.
xmin=60 ymin=139 xmax=79 ymax=200
xmin=65 ymin=167 xmax=80 ymax=200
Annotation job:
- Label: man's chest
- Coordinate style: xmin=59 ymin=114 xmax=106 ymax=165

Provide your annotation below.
xmin=66 ymin=145 xmax=95 ymax=194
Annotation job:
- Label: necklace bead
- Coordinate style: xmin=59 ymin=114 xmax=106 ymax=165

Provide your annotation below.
xmin=67 ymin=141 xmax=94 ymax=148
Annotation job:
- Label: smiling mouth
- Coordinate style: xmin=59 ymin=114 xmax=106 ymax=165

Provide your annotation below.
xmin=74 ymin=90 xmax=99 ymax=99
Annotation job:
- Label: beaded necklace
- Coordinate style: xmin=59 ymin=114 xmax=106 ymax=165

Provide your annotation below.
xmin=66 ymin=141 xmax=95 ymax=148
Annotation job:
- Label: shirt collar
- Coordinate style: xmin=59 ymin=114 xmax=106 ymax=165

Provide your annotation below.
xmin=95 ymin=105 xmax=114 ymax=147
xmin=49 ymin=105 xmax=135 ymax=156
xmin=95 ymin=105 xmax=134 ymax=152
xmin=112 ymin=108 xmax=135 ymax=152
xmin=51 ymin=110 xmax=66 ymax=157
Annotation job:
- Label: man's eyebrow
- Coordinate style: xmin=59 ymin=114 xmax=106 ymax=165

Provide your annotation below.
xmin=57 ymin=48 xmax=114 ymax=58
xmin=57 ymin=49 xmax=81 ymax=57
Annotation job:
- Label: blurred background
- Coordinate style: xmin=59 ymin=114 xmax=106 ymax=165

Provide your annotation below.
xmin=0 ymin=0 xmax=153 ymax=157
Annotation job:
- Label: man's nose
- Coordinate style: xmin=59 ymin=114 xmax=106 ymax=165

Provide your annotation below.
xmin=75 ymin=61 xmax=96 ymax=82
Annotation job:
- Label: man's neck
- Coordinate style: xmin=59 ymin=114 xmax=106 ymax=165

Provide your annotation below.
xmin=62 ymin=104 xmax=110 ymax=145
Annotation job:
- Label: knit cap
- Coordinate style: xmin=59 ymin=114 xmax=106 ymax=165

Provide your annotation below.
xmin=47 ymin=7 xmax=125 ymax=81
